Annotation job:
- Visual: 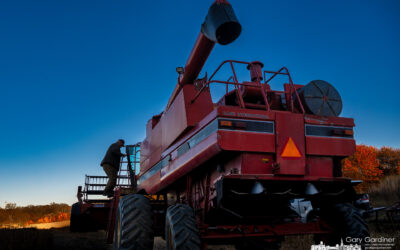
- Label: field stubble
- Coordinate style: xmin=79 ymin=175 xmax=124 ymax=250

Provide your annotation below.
xmin=1 ymin=176 xmax=399 ymax=250
xmin=1 ymin=225 xmax=397 ymax=250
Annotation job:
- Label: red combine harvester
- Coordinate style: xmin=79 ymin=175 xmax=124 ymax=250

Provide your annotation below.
xmin=71 ymin=1 xmax=369 ymax=249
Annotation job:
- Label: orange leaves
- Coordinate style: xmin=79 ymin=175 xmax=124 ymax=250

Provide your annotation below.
xmin=343 ymin=145 xmax=382 ymax=181
xmin=376 ymin=146 xmax=400 ymax=176
xmin=37 ymin=212 xmax=69 ymax=224
xmin=57 ymin=212 xmax=69 ymax=221
xmin=343 ymin=145 xmax=400 ymax=185
xmin=24 ymin=212 xmax=70 ymax=225
xmin=343 ymin=145 xmax=383 ymax=191
xmin=37 ymin=217 xmax=50 ymax=223
xmin=23 ymin=220 xmax=34 ymax=226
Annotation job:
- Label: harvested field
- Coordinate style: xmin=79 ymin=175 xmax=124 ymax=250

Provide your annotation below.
xmin=0 ymin=215 xmax=398 ymax=250
xmin=26 ymin=221 xmax=70 ymax=230
xmin=0 ymin=227 xmax=111 ymax=250
xmin=0 ymin=225 xmax=398 ymax=250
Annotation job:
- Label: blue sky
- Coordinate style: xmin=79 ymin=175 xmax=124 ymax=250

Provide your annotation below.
xmin=0 ymin=0 xmax=399 ymax=206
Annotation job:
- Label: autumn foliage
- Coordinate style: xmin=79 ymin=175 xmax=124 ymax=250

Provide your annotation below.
xmin=343 ymin=145 xmax=400 ymax=192
xmin=0 ymin=203 xmax=70 ymax=227
xmin=24 ymin=212 xmax=69 ymax=226
xmin=343 ymin=145 xmax=382 ymax=181
xmin=377 ymin=146 xmax=400 ymax=176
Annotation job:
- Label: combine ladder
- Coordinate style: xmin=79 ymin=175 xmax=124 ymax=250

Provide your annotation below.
xmin=81 ymin=143 xmax=141 ymax=202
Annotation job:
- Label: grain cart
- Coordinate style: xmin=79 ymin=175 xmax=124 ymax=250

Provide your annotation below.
xmin=95 ymin=0 xmax=369 ymax=249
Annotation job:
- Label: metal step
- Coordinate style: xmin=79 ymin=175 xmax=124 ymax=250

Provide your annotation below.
xmin=85 ymin=199 xmax=112 ymax=203
xmin=82 ymin=143 xmax=140 ymax=202
xmin=85 ymin=190 xmax=104 ymax=195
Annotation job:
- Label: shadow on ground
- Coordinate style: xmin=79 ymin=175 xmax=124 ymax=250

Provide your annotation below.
xmin=0 ymin=223 xmax=398 ymax=250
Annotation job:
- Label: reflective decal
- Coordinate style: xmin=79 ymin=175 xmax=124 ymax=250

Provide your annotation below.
xmin=281 ymin=137 xmax=301 ymax=158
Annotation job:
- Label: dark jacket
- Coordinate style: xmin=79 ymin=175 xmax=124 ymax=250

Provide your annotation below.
xmin=101 ymin=143 xmax=123 ymax=169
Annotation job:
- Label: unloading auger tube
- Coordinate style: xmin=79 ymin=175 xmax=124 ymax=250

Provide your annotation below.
xmin=166 ymin=0 xmax=241 ymax=109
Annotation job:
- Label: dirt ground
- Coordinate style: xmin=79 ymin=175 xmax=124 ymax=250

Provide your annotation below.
xmin=55 ymin=229 xmax=400 ymax=250
xmin=0 ymin=220 xmax=398 ymax=250
xmin=53 ymin=230 xmax=230 ymax=250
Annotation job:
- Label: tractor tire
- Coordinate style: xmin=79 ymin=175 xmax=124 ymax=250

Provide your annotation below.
xmin=114 ymin=194 xmax=154 ymax=250
xmin=70 ymin=202 xmax=84 ymax=232
xmin=316 ymin=203 xmax=369 ymax=246
xmin=165 ymin=204 xmax=201 ymax=250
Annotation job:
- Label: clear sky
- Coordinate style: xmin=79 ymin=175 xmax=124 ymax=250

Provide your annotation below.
xmin=0 ymin=0 xmax=399 ymax=206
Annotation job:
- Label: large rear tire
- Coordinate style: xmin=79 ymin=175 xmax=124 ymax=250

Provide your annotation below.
xmin=70 ymin=202 xmax=85 ymax=232
xmin=165 ymin=204 xmax=201 ymax=250
xmin=114 ymin=194 xmax=154 ymax=250
xmin=317 ymin=203 xmax=369 ymax=246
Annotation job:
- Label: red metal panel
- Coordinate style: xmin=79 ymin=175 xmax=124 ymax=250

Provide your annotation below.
xmin=241 ymin=153 xmax=274 ymax=175
xmin=161 ymin=109 xmax=218 ymax=158
xmin=275 ymin=112 xmax=305 ymax=175
xmin=139 ymin=120 xmax=153 ymax=170
xmin=304 ymin=114 xmax=355 ymax=127
xmin=217 ymin=105 xmax=275 ymax=121
xmin=141 ymin=85 xmax=213 ymax=175
xmin=162 ymin=84 xmax=213 ymax=150
xmin=306 ymin=137 xmax=356 ymax=156
xmin=139 ymin=171 xmax=161 ymax=195
xmin=160 ymin=133 xmax=219 ymax=181
xmin=162 ymin=87 xmax=189 ymax=149
xmin=185 ymin=84 xmax=214 ymax=127
xmin=140 ymin=130 xmax=162 ymax=175
xmin=141 ymin=133 xmax=221 ymax=194
xmin=306 ymin=157 xmax=333 ymax=178
xmin=224 ymin=174 xmax=351 ymax=182
xmin=218 ymin=130 xmax=275 ymax=153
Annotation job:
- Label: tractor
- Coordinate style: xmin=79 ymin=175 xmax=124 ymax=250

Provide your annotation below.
xmin=72 ymin=1 xmax=369 ymax=249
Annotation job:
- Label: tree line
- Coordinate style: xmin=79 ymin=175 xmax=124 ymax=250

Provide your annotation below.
xmin=343 ymin=145 xmax=400 ymax=192
xmin=0 ymin=203 xmax=70 ymax=226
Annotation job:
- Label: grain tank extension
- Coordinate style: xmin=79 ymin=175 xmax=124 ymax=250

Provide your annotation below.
xmin=112 ymin=1 xmax=369 ymax=249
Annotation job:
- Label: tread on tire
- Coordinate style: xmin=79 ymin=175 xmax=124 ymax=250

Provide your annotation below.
xmin=317 ymin=203 xmax=369 ymax=246
xmin=114 ymin=194 xmax=154 ymax=250
xmin=165 ymin=204 xmax=201 ymax=250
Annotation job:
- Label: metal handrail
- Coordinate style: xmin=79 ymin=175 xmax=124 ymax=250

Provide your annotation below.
xmin=191 ymin=60 xmax=305 ymax=113
xmin=263 ymin=67 xmax=305 ymax=114
xmin=192 ymin=60 xmax=270 ymax=110
xmin=82 ymin=143 xmax=141 ymax=201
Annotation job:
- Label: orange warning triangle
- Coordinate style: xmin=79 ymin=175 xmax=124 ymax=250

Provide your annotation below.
xmin=281 ymin=137 xmax=301 ymax=158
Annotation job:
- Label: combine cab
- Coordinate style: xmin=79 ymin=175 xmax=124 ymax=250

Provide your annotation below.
xmin=72 ymin=1 xmax=369 ymax=249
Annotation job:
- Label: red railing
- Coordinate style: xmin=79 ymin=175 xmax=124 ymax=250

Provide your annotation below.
xmin=191 ymin=60 xmax=305 ymax=113
xmin=264 ymin=67 xmax=305 ymax=113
